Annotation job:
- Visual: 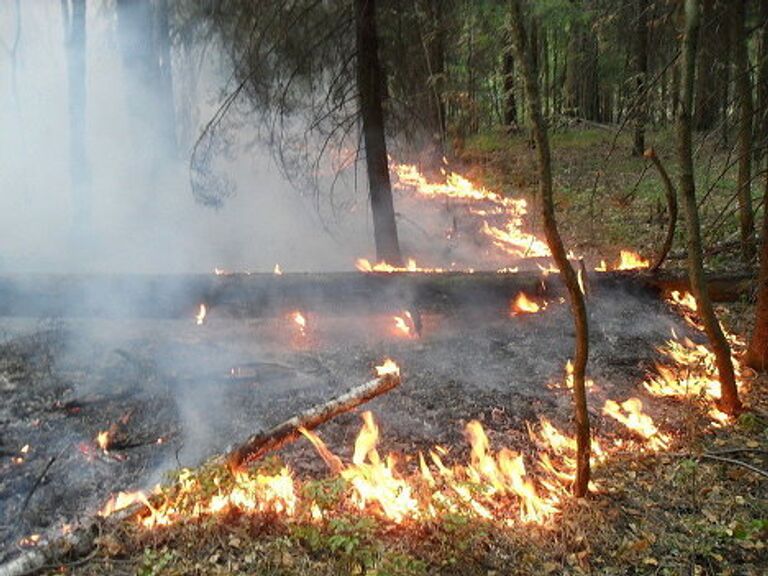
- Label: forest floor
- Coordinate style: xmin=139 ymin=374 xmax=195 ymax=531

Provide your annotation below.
xmin=4 ymin=128 xmax=768 ymax=575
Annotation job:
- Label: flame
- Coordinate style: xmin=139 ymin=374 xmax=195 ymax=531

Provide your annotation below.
xmin=392 ymin=162 xmax=550 ymax=260
xmin=291 ymin=311 xmax=307 ymax=336
xmin=195 ymin=304 xmax=207 ymax=325
xmin=355 ymin=258 xmax=443 ymax=273
xmin=96 ymin=430 xmax=111 ymax=453
xmin=99 ymin=490 xmax=152 ymax=517
xmin=273 ymin=264 xmax=283 ymax=275
xmin=510 ymin=292 xmax=541 ymax=315
xmin=602 ymin=398 xmax=670 ymax=450
xmin=375 ymin=358 xmax=400 ymax=378
xmin=594 ymin=251 xmax=650 ymax=271
xmin=21 ymin=444 xmax=29 ymax=454
xmin=19 ymin=534 xmax=41 ymax=547
xmin=616 ymin=250 xmax=650 ymax=270
xmin=643 ymin=336 xmax=746 ymax=425
xmin=669 ymin=290 xmax=697 ymax=312
xmin=392 ymin=311 xmax=416 ymax=338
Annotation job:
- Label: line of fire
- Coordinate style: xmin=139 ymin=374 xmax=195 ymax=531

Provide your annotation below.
xmin=1 ymin=1 xmax=766 ymax=575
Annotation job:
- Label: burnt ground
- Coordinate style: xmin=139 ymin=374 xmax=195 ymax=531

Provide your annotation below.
xmin=0 ymin=285 xmax=700 ymax=561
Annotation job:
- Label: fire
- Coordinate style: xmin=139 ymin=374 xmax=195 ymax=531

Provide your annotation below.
xmin=643 ymin=336 xmax=746 ymax=424
xmin=602 ymin=398 xmax=670 ymax=450
xmin=594 ymin=250 xmax=650 ymax=271
xmin=510 ymin=292 xmax=541 ymax=315
xmin=19 ymin=534 xmax=41 ymax=547
xmin=291 ymin=311 xmax=307 ymax=336
xmin=96 ymin=430 xmax=111 ymax=453
xmin=273 ymin=264 xmax=283 ymax=275
xmin=616 ymin=250 xmax=650 ymax=270
xmin=669 ymin=290 xmax=697 ymax=312
xmin=355 ymin=257 xmax=443 ymax=273
xmin=391 ymin=162 xmax=550 ymax=260
xmin=392 ymin=311 xmax=416 ymax=338
xmin=99 ymin=490 xmax=152 ymax=518
xmin=195 ymin=304 xmax=207 ymax=325
xmin=375 ymin=358 xmax=400 ymax=378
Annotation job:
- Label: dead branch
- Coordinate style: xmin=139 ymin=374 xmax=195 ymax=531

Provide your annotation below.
xmin=644 ymin=148 xmax=678 ymax=272
xmin=699 ymin=453 xmax=768 ymax=480
xmin=226 ymin=367 xmax=401 ymax=469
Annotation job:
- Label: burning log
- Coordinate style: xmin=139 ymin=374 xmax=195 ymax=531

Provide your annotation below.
xmin=226 ymin=360 xmax=401 ymax=469
xmin=0 ymin=270 xmax=754 ymax=320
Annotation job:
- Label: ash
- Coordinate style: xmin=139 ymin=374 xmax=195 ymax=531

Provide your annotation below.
xmin=0 ymin=287 xmax=693 ymax=557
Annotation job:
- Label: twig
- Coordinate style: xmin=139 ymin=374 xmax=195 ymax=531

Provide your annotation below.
xmin=18 ymin=447 xmax=66 ymax=521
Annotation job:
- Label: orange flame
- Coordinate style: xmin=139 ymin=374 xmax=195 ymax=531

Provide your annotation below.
xmin=392 ymin=311 xmax=416 ymax=338
xmin=291 ymin=311 xmax=307 ymax=336
xmin=392 ymin=162 xmax=550 ymax=259
xmin=669 ymin=290 xmax=697 ymax=312
xmin=375 ymin=358 xmax=400 ymax=378
xmin=96 ymin=430 xmax=111 ymax=453
xmin=602 ymin=398 xmax=670 ymax=450
xmin=510 ymin=292 xmax=541 ymax=315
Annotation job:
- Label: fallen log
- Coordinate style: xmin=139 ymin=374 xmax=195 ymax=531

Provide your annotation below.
xmin=0 ymin=270 xmax=755 ymax=320
xmin=226 ymin=363 xmax=402 ymax=469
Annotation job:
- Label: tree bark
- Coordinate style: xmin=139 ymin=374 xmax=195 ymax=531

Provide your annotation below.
xmin=61 ymin=0 xmax=90 ymax=234
xmin=227 ymin=367 xmax=401 ymax=469
xmin=677 ymin=0 xmax=741 ymax=415
xmin=503 ymin=37 xmax=518 ymax=132
xmin=746 ymin=168 xmax=768 ymax=371
xmin=632 ymin=0 xmax=649 ymax=155
xmin=356 ymin=0 xmax=403 ymax=265
xmin=508 ymin=0 xmax=592 ymax=497
xmin=645 ymin=148 xmax=678 ymax=272
xmin=731 ymin=0 xmax=756 ymax=262
xmin=693 ymin=0 xmax=717 ymax=130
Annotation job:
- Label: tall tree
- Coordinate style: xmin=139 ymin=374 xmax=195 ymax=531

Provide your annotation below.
xmin=502 ymin=38 xmax=518 ymax=132
xmin=508 ymin=0 xmax=592 ymax=497
xmin=563 ymin=0 xmax=599 ymax=121
xmin=676 ymin=0 xmax=741 ymax=415
xmin=731 ymin=0 xmax=756 ymax=262
xmin=747 ymin=170 xmax=768 ymax=371
xmin=632 ymin=0 xmax=648 ymax=155
xmin=61 ymin=0 xmax=90 ymax=233
xmin=115 ymin=0 xmax=176 ymax=157
xmin=356 ymin=0 xmax=403 ymax=265
xmin=692 ymin=0 xmax=717 ymax=131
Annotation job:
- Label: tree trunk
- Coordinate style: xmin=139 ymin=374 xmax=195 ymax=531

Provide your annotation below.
xmin=755 ymin=0 xmax=768 ymax=169
xmin=62 ymin=0 xmax=90 ymax=235
xmin=115 ymin=0 xmax=176 ymax=158
xmin=693 ymin=0 xmax=717 ymax=130
xmin=424 ymin=0 xmax=447 ymax=151
xmin=747 ymin=168 xmax=768 ymax=371
xmin=731 ymin=0 xmax=756 ymax=262
xmin=356 ymin=0 xmax=403 ymax=265
xmin=677 ymin=0 xmax=741 ymax=415
xmin=508 ymin=0 xmax=591 ymax=497
xmin=564 ymin=6 xmax=600 ymax=122
xmin=503 ymin=38 xmax=518 ymax=132
xmin=632 ymin=0 xmax=649 ymax=155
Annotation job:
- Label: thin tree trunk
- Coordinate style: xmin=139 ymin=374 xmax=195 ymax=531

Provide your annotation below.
xmin=747 ymin=168 xmax=768 ymax=370
xmin=62 ymin=0 xmax=90 ymax=234
xmin=693 ymin=0 xmax=717 ymax=130
xmin=756 ymin=0 xmax=768 ymax=169
xmin=503 ymin=34 xmax=518 ymax=132
xmin=508 ymin=0 xmax=591 ymax=497
xmin=356 ymin=0 xmax=403 ymax=265
xmin=677 ymin=0 xmax=741 ymax=415
xmin=731 ymin=0 xmax=756 ymax=262
xmin=633 ymin=0 xmax=649 ymax=155
xmin=645 ymin=148 xmax=678 ymax=272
